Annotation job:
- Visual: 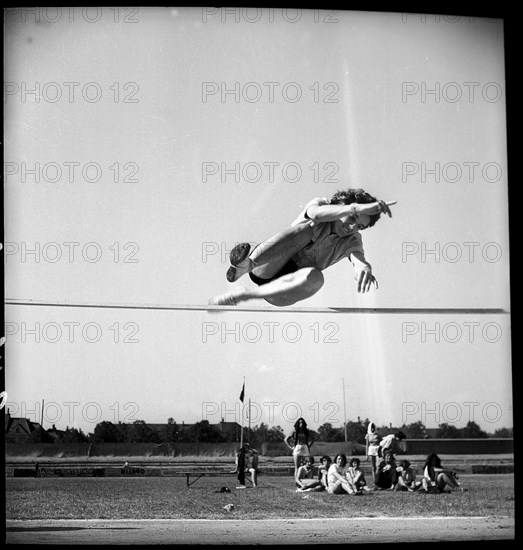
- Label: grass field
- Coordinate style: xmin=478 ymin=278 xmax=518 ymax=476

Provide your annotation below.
xmin=6 ymin=474 xmax=514 ymax=521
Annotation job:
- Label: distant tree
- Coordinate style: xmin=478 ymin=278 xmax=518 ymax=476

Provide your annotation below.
xmin=128 ymin=420 xmax=162 ymax=443
xmin=117 ymin=422 xmax=130 ymax=442
xmin=187 ymin=420 xmax=226 ymax=443
xmin=317 ymin=422 xmax=332 ymax=441
xmin=163 ymin=418 xmax=179 ymax=443
xmin=252 ymin=422 xmax=269 ymax=438
xmin=77 ymin=427 xmax=90 ymax=442
xmin=250 ymin=423 xmax=269 ymax=447
xmin=249 ymin=423 xmax=295 ymax=445
xmin=401 ymin=421 xmax=428 ymax=439
xmin=345 ymin=420 xmax=367 ymax=443
xmin=267 ymin=425 xmax=285 ymax=442
xmin=308 ymin=428 xmax=319 ymax=443
xmin=29 ymin=426 xmax=54 ymax=443
xmin=177 ymin=424 xmax=194 ymax=443
xmin=93 ymin=421 xmax=125 ymax=443
xmin=492 ymin=427 xmax=513 ymax=438
xmin=377 ymin=424 xmax=393 ymax=437
xmin=218 ymin=422 xmax=241 ymax=442
xmin=460 ymin=421 xmax=488 ymax=439
xmin=62 ymin=427 xmax=89 ymax=443
xmin=317 ymin=422 xmax=344 ymax=442
xmin=435 ymin=423 xmax=461 ymax=439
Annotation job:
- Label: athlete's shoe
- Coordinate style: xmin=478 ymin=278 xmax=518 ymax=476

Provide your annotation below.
xmin=226 ymin=243 xmax=251 ymax=282
xmin=208 ymin=292 xmax=239 ymax=306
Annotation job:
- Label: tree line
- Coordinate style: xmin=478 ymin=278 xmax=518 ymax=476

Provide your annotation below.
xmin=46 ymin=418 xmax=512 ymax=444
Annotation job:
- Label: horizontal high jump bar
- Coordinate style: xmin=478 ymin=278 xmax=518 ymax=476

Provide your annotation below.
xmin=4 ymin=298 xmax=509 ymax=315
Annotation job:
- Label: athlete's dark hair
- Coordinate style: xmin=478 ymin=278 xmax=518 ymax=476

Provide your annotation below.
xmin=423 ymin=453 xmax=442 ymax=481
xmin=330 ymin=188 xmax=381 ymax=228
xmin=294 ymin=417 xmax=310 ymax=447
xmin=424 ymin=453 xmax=442 ymax=469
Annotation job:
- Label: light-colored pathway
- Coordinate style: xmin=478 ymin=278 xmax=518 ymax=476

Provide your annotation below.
xmin=6 ymin=516 xmax=514 ymax=544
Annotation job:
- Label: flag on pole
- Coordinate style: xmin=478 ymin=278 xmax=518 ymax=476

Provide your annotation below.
xmin=239 ymin=381 xmax=245 ymax=403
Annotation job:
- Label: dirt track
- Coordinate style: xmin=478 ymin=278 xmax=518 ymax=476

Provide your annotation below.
xmin=6 ymin=516 xmax=515 ymax=544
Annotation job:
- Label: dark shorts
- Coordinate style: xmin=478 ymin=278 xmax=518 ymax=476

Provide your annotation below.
xmin=249 ymin=259 xmax=299 ymax=286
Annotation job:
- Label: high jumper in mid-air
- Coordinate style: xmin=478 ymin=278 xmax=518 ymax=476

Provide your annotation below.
xmin=209 ymin=188 xmax=396 ymax=307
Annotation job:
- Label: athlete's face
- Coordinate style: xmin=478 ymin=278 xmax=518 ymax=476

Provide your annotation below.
xmin=336 ymin=212 xmax=372 ymax=236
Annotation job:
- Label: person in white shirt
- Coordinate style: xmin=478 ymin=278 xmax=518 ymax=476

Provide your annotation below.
xmin=421 ymin=453 xmax=461 ymax=493
xmin=326 ymin=453 xmax=355 ymax=495
xmin=379 ymin=431 xmax=406 ymax=456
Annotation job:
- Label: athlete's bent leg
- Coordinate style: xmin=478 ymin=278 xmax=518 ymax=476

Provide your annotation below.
xmin=210 ymin=268 xmax=324 ymax=307
xmin=227 ymin=223 xmax=314 ymax=282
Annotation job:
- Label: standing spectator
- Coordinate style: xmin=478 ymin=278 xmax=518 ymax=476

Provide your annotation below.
xmin=234 ymin=443 xmax=260 ymax=489
xmin=234 ymin=443 xmax=247 ymax=489
xmin=365 ymin=422 xmax=381 ymax=482
xmin=284 ymin=417 xmax=314 ymax=477
xmin=246 ymin=444 xmax=260 ymax=487
xmin=379 ymin=431 xmax=406 ymax=456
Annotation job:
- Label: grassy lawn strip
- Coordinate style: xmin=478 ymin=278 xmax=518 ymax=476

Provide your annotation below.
xmin=6 ymin=475 xmax=514 ymax=521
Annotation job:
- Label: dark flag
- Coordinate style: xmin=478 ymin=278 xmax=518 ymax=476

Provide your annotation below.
xmin=239 ymin=382 xmax=245 ymax=403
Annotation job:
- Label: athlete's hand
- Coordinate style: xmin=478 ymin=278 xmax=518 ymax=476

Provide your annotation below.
xmin=377 ymin=200 xmax=396 ymax=217
xmin=358 ymin=200 xmax=396 ymax=218
xmin=355 ymin=267 xmax=378 ymax=293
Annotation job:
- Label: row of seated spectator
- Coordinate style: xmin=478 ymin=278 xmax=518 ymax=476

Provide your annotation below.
xmin=295 ymin=452 xmax=462 ymax=494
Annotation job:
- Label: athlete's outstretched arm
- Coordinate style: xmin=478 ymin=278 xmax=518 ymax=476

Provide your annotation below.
xmin=307 ymin=200 xmax=396 ymax=223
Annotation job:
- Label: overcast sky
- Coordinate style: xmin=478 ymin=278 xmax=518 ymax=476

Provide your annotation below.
xmin=4 ymin=8 xmax=511 ymax=436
